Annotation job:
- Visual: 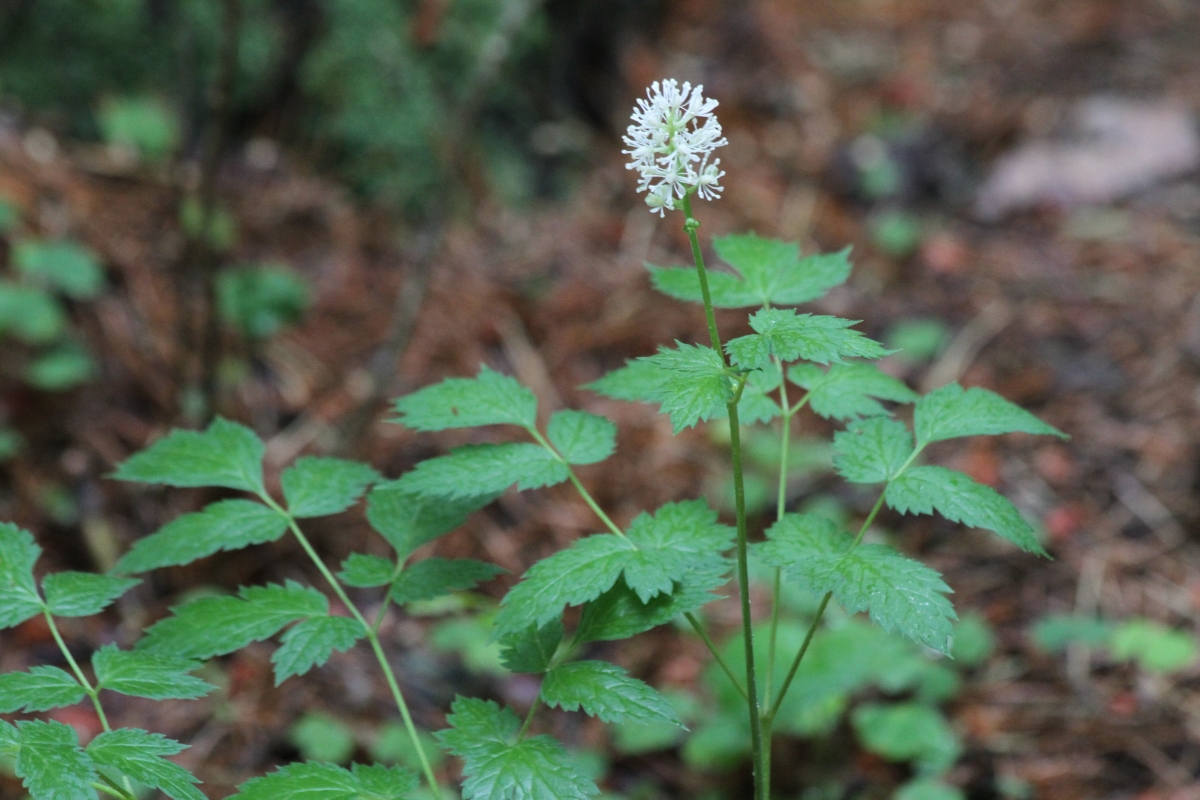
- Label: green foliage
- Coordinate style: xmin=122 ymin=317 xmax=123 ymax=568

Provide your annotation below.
xmin=915 ymin=383 xmax=1066 ymax=446
xmin=499 ymin=621 xmax=563 ymax=674
xmin=8 ymin=720 xmax=96 ymax=800
xmin=389 ymin=558 xmax=504 ymax=605
xmin=852 ymin=702 xmax=960 ymax=775
xmin=115 ymin=499 xmax=287 ymax=574
xmin=1110 ymin=620 xmax=1198 ymax=675
xmin=547 ymin=410 xmax=616 ymax=465
xmin=636 ymin=342 xmax=733 ymax=432
xmin=113 ymin=416 xmax=266 ymax=493
xmin=339 ymin=553 xmax=396 ymax=588
xmin=393 ymin=366 xmax=538 ymax=432
xmin=895 ymin=779 xmax=966 ymax=800
xmin=950 ymin=614 xmax=996 ymax=667
xmin=832 ymin=417 xmax=914 ymax=484
xmin=282 ymin=457 xmax=381 ymax=518
xmin=217 ymin=264 xmax=310 ymax=339
xmin=886 ymin=318 xmax=951 ymax=363
xmin=273 ymin=616 xmax=364 ymax=684
xmin=0 ymin=522 xmax=44 ymax=630
xmin=540 ymin=661 xmax=682 ymax=727
xmin=868 ymin=209 xmax=923 ymax=258
xmin=87 ymin=728 xmax=204 ymax=800
xmin=0 ymin=282 xmax=66 ymax=344
xmin=234 ymin=760 xmax=418 ymax=800
xmin=26 ymin=343 xmax=96 ymax=390
xmin=886 ymin=466 xmax=1046 ymax=555
xmin=788 ymin=362 xmax=918 ymax=420
xmin=647 ymin=236 xmax=851 ymax=308
xmin=96 ymin=96 xmax=180 ymax=161
xmin=1030 ymin=614 xmax=1113 ymax=652
xmin=92 ymin=645 xmax=215 ymax=701
xmin=395 ymin=443 xmax=568 ymax=500
xmin=288 ymin=713 xmax=358 ymax=766
xmin=574 ymin=568 xmax=727 ymax=644
xmin=42 ymin=571 xmax=139 ymax=617
xmin=436 ymin=697 xmax=599 ymax=800
xmin=726 ymin=309 xmax=887 ymax=371
xmin=180 ymin=198 xmax=237 ymax=252
xmin=0 ymin=667 xmax=85 ymax=713
xmin=12 ymin=240 xmax=105 ymax=300
xmin=366 ymin=481 xmax=496 ymax=558
xmin=760 ymin=514 xmax=956 ymax=653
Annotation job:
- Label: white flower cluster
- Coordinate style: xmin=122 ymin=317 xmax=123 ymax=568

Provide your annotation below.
xmin=622 ymin=79 xmax=728 ymax=216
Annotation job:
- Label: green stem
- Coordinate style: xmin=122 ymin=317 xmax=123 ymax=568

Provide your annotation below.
xmin=680 ymin=194 xmax=724 ymax=357
xmin=763 ymin=361 xmax=793 ymax=711
xmin=684 ymin=612 xmax=748 ymax=701
xmin=517 ymin=697 xmax=541 ymax=741
xmin=527 ymin=427 xmax=628 ymax=540
xmin=263 ymin=497 xmax=444 ymax=800
xmin=764 ymin=591 xmax=831 ymax=725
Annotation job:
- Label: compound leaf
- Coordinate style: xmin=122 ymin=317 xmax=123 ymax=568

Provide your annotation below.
xmin=0 ymin=522 xmax=43 ymax=631
xmin=789 ymin=362 xmax=918 ymax=420
xmin=87 ymin=728 xmax=204 ymax=800
xmin=393 ymin=366 xmax=537 ymax=431
xmin=583 ymin=358 xmax=664 ymax=405
xmin=575 ymin=567 xmax=728 ymax=644
xmin=541 ymin=661 xmax=683 ymax=727
xmin=113 ymin=417 xmax=265 ymax=494
xmin=395 ymin=443 xmax=568 ymax=500
xmin=12 ymin=720 xmax=97 ymax=800
xmin=852 ymin=702 xmax=960 ymax=775
xmin=93 ymin=645 xmax=214 ymax=701
xmin=388 ymin=558 xmax=504 ymax=605
xmin=43 ymin=572 xmax=139 ymax=617
xmin=233 ymin=760 xmax=418 ymax=800
xmin=366 ymin=482 xmax=497 ymax=558
xmin=726 ymin=308 xmax=887 ymax=371
xmin=282 ymin=457 xmax=381 ymax=518
xmin=349 ymin=763 xmax=420 ymax=798
xmin=915 ymin=383 xmax=1066 ymax=446
xmin=114 ymin=499 xmax=287 ymax=574
xmin=138 ymin=581 xmax=328 ymax=661
xmin=886 ymin=466 xmax=1046 ymax=555
xmin=547 ymin=410 xmax=616 ymax=465
xmin=338 ymin=553 xmax=395 ymax=588
xmin=436 ymin=697 xmax=598 ymax=800
xmin=832 ymin=417 xmax=915 ymax=484
xmin=0 ymin=666 xmax=86 ymax=713
xmin=499 ymin=620 xmax=563 ymax=674
xmin=638 ymin=342 xmax=733 ymax=432
xmin=623 ymin=500 xmax=734 ymax=602
xmin=13 ymin=240 xmax=105 ymax=300
xmin=272 ymin=616 xmax=363 ymax=685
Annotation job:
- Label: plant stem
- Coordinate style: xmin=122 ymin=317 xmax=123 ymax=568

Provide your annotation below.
xmin=264 ymin=499 xmax=444 ymax=800
xmin=684 ymin=612 xmax=748 ymax=701
xmin=680 ymin=195 xmax=723 ymax=356
xmin=527 ymin=427 xmax=628 ymax=541
xmin=763 ymin=361 xmax=793 ymax=710
xmin=764 ymin=590 xmax=831 ymax=724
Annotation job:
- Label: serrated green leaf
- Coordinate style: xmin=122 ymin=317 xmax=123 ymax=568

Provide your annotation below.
xmin=93 ymin=645 xmax=215 ymax=701
xmin=42 ymin=572 xmax=139 ymax=617
xmin=575 ymin=567 xmax=728 ymax=644
xmin=723 ymin=363 xmax=783 ymax=424
xmin=583 ymin=358 xmax=664 ymax=404
xmin=87 ymin=729 xmax=203 ymax=800
xmin=0 ymin=522 xmax=45 ymax=630
xmin=789 ymin=362 xmax=918 ymax=420
xmin=232 ymin=761 xmax=359 ymax=799
xmin=138 ymin=581 xmax=327 ymax=660
xmin=640 ymin=342 xmax=733 ymax=432
xmin=393 ymin=365 xmax=537 ymax=431
xmin=547 ymin=410 xmax=616 ymax=465
xmin=0 ymin=719 xmax=16 ymax=752
xmin=114 ymin=499 xmax=287 ymax=574
xmin=366 ymin=481 xmax=497 ymax=558
xmin=647 ymin=236 xmax=851 ymax=308
xmin=436 ymin=697 xmax=598 ymax=800
xmin=389 ymin=558 xmax=504 ymax=605
xmin=915 ymin=383 xmax=1066 ymax=445
xmin=0 ymin=666 xmax=85 ymax=713
xmin=12 ymin=720 xmax=97 ymax=800
xmin=499 ymin=621 xmax=563 ymax=674
xmin=272 ymin=616 xmax=364 ymax=685
xmin=895 ymin=779 xmax=966 ymax=800
xmin=113 ymin=417 xmax=265 ymax=493
xmin=338 ymin=553 xmax=395 ymax=588
xmin=886 ymin=466 xmax=1046 ymax=555
xmin=350 ymin=762 xmax=420 ymax=799
xmin=852 ymin=702 xmax=960 ymax=775
xmin=13 ymin=240 xmax=105 ymax=300
xmin=541 ymin=661 xmax=683 ymax=727
xmin=623 ymin=500 xmax=734 ymax=602
xmin=726 ymin=308 xmax=888 ymax=371
xmin=832 ymin=417 xmax=915 ymax=484
xmin=282 ymin=457 xmax=382 ymax=518
xmin=396 ymin=443 xmax=568 ymax=500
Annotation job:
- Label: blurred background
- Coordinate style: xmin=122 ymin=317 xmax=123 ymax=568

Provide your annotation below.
xmin=1 ymin=0 xmax=1199 ymax=798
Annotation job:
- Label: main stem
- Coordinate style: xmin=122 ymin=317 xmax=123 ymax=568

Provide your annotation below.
xmin=680 ymin=193 xmax=766 ymax=800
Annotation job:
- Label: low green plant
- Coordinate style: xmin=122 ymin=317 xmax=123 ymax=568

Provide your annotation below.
xmin=0 ymin=80 xmax=1066 ymax=799
xmin=1032 ymin=614 xmax=1198 ymax=675
xmin=216 ymin=263 xmax=310 ymax=341
xmin=96 ymin=96 xmax=180 ymax=163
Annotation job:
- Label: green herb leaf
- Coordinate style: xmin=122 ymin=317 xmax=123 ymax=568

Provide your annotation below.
xmin=1110 ymin=620 xmax=1198 ymax=675
xmin=349 ymin=763 xmax=420 ymax=798
xmin=338 ymin=553 xmax=395 ymax=588
xmin=113 ymin=417 xmax=265 ymax=494
xmin=499 ymin=620 xmax=563 ymax=674
xmin=393 ymin=366 xmax=537 ymax=431
xmin=0 ymin=282 xmax=66 ymax=344
xmin=886 ymin=466 xmax=1046 ymax=555
xmin=93 ymin=645 xmax=215 ymax=700
xmin=583 ymin=358 xmax=664 ymax=405
xmin=0 ymin=666 xmax=86 ymax=713
xmin=639 ymin=342 xmax=733 ymax=432
xmin=547 ymin=410 xmax=616 ymax=465
xmin=647 ymin=236 xmax=851 ymax=308
xmin=11 ymin=720 xmax=97 ymax=800
xmin=575 ymin=567 xmax=728 ymax=644
xmin=852 ymin=703 xmax=960 ymax=775
xmin=541 ymin=661 xmax=683 ymax=727
xmin=13 ymin=240 xmax=105 ymax=300
xmin=895 ymin=779 xmax=966 ymax=800
xmin=761 ymin=514 xmax=956 ymax=653
xmin=726 ymin=309 xmax=888 ymax=371
xmin=42 ymin=572 xmax=139 ymax=617
xmin=233 ymin=761 xmax=418 ymax=799
xmin=272 ymin=616 xmax=364 ymax=685
xmin=832 ymin=417 xmax=915 ymax=484
xmin=788 ymin=362 xmax=918 ymax=420
xmin=137 ymin=581 xmax=328 ymax=661
xmin=915 ymin=383 xmax=1066 ymax=446
xmin=0 ymin=523 xmax=44 ymax=630
xmin=366 ymin=481 xmax=497 ymax=558
xmin=436 ymin=697 xmax=599 ymax=800
xmin=87 ymin=728 xmax=204 ymax=800
xmin=389 ymin=558 xmax=504 ymax=605
xmin=395 ymin=443 xmax=568 ymax=500
xmin=0 ymin=719 xmax=16 ymax=753
xmin=1029 ymin=614 xmax=1114 ymax=653
xmin=114 ymin=499 xmax=287 ymax=574
xmin=623 ymin=500 xmax=734 ymax=602
xmin=282 ymin=457 xmax=382 ymax=518
xmin=718 ymin=363 xmax=783 ymax=424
